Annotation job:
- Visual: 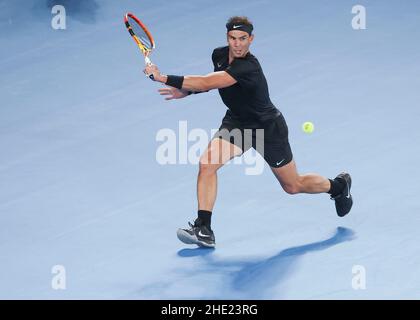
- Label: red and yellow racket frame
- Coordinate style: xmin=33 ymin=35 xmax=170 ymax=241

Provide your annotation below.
xmin=124 ymin=13 xmax=155 ymax=65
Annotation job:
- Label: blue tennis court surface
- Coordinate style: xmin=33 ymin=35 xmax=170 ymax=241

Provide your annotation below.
xmin=1 ymin=0 xmax=419 ymax=299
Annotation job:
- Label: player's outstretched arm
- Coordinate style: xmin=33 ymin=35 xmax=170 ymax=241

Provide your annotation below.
xmin=182 ymin=72 xmax=237 ymax=91
xmin=144 ymin=64 xmax=237 ymax=92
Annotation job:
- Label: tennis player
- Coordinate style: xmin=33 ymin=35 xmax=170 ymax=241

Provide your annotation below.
xmin=144 ymin=16 xmax=353 ymax=248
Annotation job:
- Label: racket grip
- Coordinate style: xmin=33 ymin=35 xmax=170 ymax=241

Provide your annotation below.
xmin=144 ymin=56 xmax=154 ymax=80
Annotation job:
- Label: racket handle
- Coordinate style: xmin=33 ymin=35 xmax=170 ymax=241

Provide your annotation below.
xmin=144 ymin=56 xmax=154 ymax=80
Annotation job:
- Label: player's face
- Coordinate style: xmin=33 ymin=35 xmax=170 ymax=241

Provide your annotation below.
xmin=227 ymin=30 xmax=254 ymax=58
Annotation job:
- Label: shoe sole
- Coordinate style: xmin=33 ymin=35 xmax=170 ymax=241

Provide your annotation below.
xmin=176 ymin=229 xmax=215 ymax=248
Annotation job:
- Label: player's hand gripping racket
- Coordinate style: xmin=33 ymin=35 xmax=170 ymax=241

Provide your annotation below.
xmin=124 ymin=13 xmax=156 ymax=80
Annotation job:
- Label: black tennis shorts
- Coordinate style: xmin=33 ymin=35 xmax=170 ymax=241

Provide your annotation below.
xmin=213 ymin=113 xmax=293 ymax=168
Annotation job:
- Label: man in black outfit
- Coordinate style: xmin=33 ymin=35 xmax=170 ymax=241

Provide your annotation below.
xmin=144 ymin=16 xmax=353 ymax=248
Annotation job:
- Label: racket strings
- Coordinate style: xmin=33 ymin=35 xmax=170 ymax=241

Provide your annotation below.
xmin=127 ymin=17 xmax=153 ymax=50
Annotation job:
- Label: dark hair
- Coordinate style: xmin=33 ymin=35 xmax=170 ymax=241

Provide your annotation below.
xmin=226 ymin=16 xmax=253 ymax=26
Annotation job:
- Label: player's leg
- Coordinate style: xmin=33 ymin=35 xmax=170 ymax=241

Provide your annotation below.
xmin=253 ymin=115 xmax=325 ymax=194
xmin=197 ymin=137 xmax=243 ymax=211
xmin=177 ymin=136 xmax=243 ymax=247
xmin=270 ymin=160 xmax=330 ymax=194
xmin=258 ymin=114 xmax=353 ymax=216
xmin=271 ymin=161 xmax=353 ymax=217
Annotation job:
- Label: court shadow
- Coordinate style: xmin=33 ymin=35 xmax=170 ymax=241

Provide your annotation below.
xmin=177 ymin=226 xmax=355 ymax=298
xmin=227 ymin=226 xmax=356 ymax=295
xmin=177 ymin=247 xmax=215 ymax=258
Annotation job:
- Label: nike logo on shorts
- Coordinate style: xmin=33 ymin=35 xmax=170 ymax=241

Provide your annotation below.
xmin=276 ymin=159 xmax=285 ymax=166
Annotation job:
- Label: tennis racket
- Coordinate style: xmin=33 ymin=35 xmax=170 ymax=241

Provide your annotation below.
xmin=124 ymin=12 xmax=156 ymax=80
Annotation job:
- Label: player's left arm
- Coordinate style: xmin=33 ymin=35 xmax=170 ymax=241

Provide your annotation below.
xmin=144 ymin=64 xmax=237 ymax=92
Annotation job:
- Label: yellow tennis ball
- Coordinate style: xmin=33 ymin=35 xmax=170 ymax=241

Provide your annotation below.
xmin=302 ymin=121 xmax=314 ymax=133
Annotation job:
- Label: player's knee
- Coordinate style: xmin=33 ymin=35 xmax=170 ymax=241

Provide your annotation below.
xmin=282 ymin=183 xmax=300 ymax=195
xmin=198 ymin=161 xmax=217 ymax=176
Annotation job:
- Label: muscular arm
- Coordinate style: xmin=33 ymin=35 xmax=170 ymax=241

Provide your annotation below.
xmin=157 ymin=71 xmax=237 ymax=92
xmin=144 ymin=64 xmax=237 ymax=91
xmin=174 ymin=72 xmax=237 ymax=91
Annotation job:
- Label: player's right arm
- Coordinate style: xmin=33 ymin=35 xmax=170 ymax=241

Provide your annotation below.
xmin=144 ymin=64 xmax=237 ymax=92
xmin=181 ymin=71 xmax=237 ymax=91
